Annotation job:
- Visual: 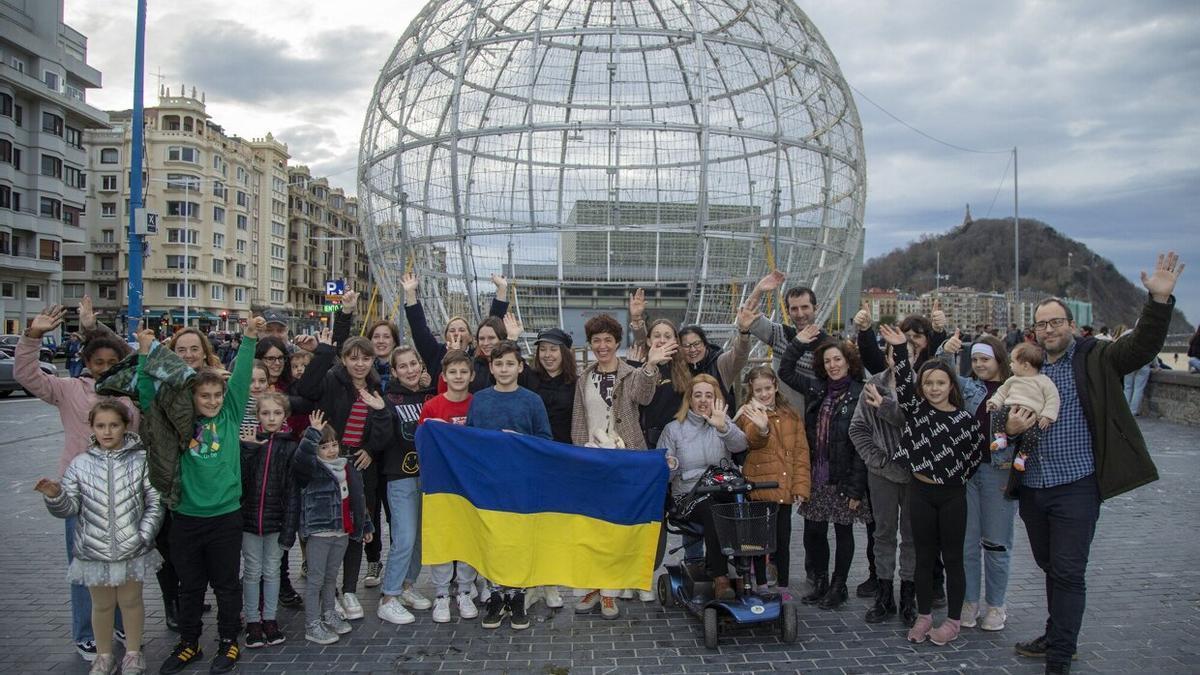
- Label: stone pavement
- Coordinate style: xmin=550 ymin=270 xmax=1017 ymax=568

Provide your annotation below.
xmin=0 ymin=393 xmax=1197 ymax=674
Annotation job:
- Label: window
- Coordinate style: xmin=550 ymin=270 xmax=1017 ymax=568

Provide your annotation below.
xmin=26 ymin=284 xmax=41 ymax=300
xmin=64 ymin=166 xmax=83 ymax=189
xmin=101 ymin=175 xmax=117 ymax=191
xmin=40 ymin=154 xmax=63 ymax=178
xmin=98 ymin=284 xmax=117 ymax=301
xmin=65 ymin=84 xmax=84 ymax=102
xmin=65 ymin=126 xmax=82 ymax=148
xmin=213 ymin=232 xmax=225 ymax=248
xmin=63 ymin=204 xmax=82 ymax=227
xmin=101 ymin=229 xmax=115 ymax=243
xmin=213 ymin=206 xmax=225 ymax=224
xmin=235 ymin=263 xmax=247 ymax=279
xmin=166 ymin=255 xmax=197 ymax=269
xmin=236 ymin=191 xmax=249 ymax=208
xmin=43 ymin=71 xmax=60 ymax=92
xmin=100 ymin=148 xmax=118 ymax=164
xmin=270 ymin=289 xmax=285 ymax=303
xmin=234 ymin=288 xmax=246 ymax=303
xmin=270 ymin=244 xmax=285 ymax=260
xmin=211 ymin=285 xmax=224 ymax=301
xmin=0 ymin=185 xmax=9 ymax=209
xmin=38 ymin=238 xmax=60 ymax=260
xmin=212 ymin=181 xmax=226 ymax=199
xmin=100 ymin=202 xmax=117 ymax=218
xmin=166 ymin=146 xmax=199 ymax=163
xmin=9 ymin=57 xmax=25 ymax=74
xmin=212 ymin=259 xmax=225 ymax=274
xmin=63 ymin=283 xmax=84 ymax=299
xmin=100 ymin=256 xmax=115 ymax=271
xmin=63 ymin=256 xmax=86 ymax=272
xmin=11 ymin=190 xmax=20 ymax=212
xmin=236 ymin=167 xmax=249 ymax=184
xmin=166 ymin=282 xmax=197 ymax=299
xmin=236 ymin=240 xmax=247 ymax=254
xmin=166 ymin=229 xmax=199 ymax=244
xmin=39 ymin=197 xmax=62 ymax=219
xmin=0 ymin=139 xmax=10 ymax=164
xmin=0 ymin=93 xmax=10 ymax=117
xmin=161 ymin=115 xmax=180 ymax=131
xmin=166 ymin=173 xmax=200 ymax=191
xmin=41 ymin=112 xmax=64 ymax=137
xmin=0 ymin=281 xmax=13 ymax=298
xmin=236 ymin=214 xmax=248 ymax=230
xmin=165 ymin=201 xmax=200 ymax=218
xmin=13 ymin=104 xmax=22 ymax=127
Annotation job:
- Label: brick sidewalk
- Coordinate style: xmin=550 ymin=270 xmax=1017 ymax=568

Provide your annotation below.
xmin=1 ymin=395 xmax=1196 ymax=674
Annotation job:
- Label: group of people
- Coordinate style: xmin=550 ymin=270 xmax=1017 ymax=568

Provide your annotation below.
xmin=20 ymin=252 xmax=1183 ymax=675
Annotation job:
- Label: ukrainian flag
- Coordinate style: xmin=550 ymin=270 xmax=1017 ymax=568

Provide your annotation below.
xmin=417 ymin=422 xmax=669 ymax=591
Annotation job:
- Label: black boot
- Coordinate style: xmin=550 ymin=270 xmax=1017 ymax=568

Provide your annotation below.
xmin=164 ymin=598 xmax=179 ymax=632
xmin=856 ymin=572 xmax=879 ymax=598
xmin=801 ymin=574 xmax=828 ymax=605
xmin=899 ymin=580 xmax=917 ymax=627
xmin=817 ymin=575 xmax=849 ymax=610
xmin=864 ymin=579 xmax=895 ymax=623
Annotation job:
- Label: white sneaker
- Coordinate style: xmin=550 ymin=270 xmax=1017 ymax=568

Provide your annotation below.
xmin=543 ymin=587 xmax=564 ymax=609
xmin=575 ymin=590 xmax=602 ymax=613
xmin=619 ymin=589 xmax=635 ymax=599
xmin=637 ymin=589 xmax=656 ymax=602
xmin=333 ymin=594 xmax=347 ymax=620
xmin=363 ymin=561 xmax=382 ymax=587
xmin=377 ymin=597 xmax=415 ymax=625
xmin=456 ymin=592 xmax=479 ymax=619
xmin=340 ymin=592 xmax=364 ymax=620
xmin=432 ymin=596 xmax=452 ymax=623
xmin=959 ymin=601 xmax=979 ymax=628
xmin=979 ymin=605 xmax=1007 ymax=631
xmin=400 ymin=586 xmax=432 ymax=610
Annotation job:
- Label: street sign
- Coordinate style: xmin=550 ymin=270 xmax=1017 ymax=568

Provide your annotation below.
xmin=322 ymin=304 xmax=341 ymax=313
xmin=134 ymin=208 xmax=159 ymax=236
xmin=324 ymin=279 xmax=345 ymax=296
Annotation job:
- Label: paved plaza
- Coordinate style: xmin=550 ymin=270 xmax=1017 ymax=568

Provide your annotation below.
xmin=1 ymin=393 xmax=1197 ymax=674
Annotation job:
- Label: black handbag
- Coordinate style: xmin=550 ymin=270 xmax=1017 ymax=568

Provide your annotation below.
xmin=669 ymin=459 xmax=744 ymax=521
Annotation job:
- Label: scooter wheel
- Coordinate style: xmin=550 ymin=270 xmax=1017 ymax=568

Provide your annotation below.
xmin=780 ymin=603 xmax=798 ymax=643
xmin=656 ymin=574 xmax=674 ymax=608
xmin=703 ymin=607 xmax=719 ymax=649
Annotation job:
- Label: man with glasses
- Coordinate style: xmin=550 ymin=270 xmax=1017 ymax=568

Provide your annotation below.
xmin=1009 ymin=252 xmax=1183 ymax=675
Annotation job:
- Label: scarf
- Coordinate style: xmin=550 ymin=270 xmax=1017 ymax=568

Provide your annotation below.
xmin=813 ymin=376 xmax=851 ymax=486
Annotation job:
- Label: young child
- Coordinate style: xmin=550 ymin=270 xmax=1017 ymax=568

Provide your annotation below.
xmin=292 ymin=411 xmax=375 ymax=645
xmin=986 ymin=343 xmax=1061 ymax=471
xmin=37 ymin=399 xmax=164 ymax=675
xmin=239 ymin=392 xmax=298 ymax=649
xmin=289 ymin=350 xmax=312 ymax=382
xmin=880 ymin=325 xmax=982 ymax=647
xmin=466 ymin=341 xmax=552 ymax=631
xmin=241 ymin=360 xmax=272 ymax=437
xmin=417 ymin=350 xmax=480 ymax=622
xmin=145 ymin=316 xmax=263 ymax=675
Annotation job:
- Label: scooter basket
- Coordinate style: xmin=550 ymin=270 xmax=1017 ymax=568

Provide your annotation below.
xmin=709 ymin=501 xmax=778 ymax=557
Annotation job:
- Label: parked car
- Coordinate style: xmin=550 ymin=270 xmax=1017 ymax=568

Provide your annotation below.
xmin=0 ymin=351 xmax=58 ymax=397
xmin=0 ymin=335 xmax=55 ymax=362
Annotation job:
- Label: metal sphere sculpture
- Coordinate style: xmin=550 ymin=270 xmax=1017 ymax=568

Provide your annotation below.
xmin=360 ymin=0 xmax=865 ymax=338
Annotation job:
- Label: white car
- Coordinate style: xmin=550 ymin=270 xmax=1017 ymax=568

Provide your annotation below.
xmin=0 ymin=351 xmax=58 ymax=397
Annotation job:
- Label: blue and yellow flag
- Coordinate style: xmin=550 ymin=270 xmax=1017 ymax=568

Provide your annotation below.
xmin=416 ymin=423 xmax=669 ymax=591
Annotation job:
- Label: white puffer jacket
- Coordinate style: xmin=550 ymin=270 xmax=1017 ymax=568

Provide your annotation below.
xmin=45 ymin=433 xmax=163 ymax=563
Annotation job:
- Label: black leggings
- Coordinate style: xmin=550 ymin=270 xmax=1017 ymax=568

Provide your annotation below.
xmin=803 ymin=518 xmax=854 ymax=580
xmin=365 ymin=467 xmax=392 ymax=563
xmin=342 ymin=464 xmax=378 ymax=592
xmin=756 ymin=503 xmax=793 ymax=586
xmin=907 ymin=480 xmax=967 ymax=618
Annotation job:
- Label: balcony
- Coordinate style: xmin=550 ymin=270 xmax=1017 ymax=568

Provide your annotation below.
xmin=0 ymin=253 xmax=60 ymax=274
xmin=90 ymin=240 xmax=120 ymax=252
xmin=93 ymin=269 xmax=117 ymax=280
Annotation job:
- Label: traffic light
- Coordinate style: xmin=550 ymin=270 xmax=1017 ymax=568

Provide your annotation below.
xmin=309 ymin=311 xmax=316 ymax=318
xmin=220 ymin=311 xmax=228 ymax=318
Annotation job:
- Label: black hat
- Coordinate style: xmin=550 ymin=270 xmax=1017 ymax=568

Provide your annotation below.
xmin=535 ymin=328 xmax=572 ymax=349
xmin=261 ymin=309 xmax=288 ymax=327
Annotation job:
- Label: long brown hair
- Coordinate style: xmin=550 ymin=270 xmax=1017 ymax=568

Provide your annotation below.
xmin=646 ymin=318 xmax=690 ymax=394
xmin=970 ymin=335 xmax=1011 ymax=382
xmin=530 ymin=343 xmax=578 ymax=384
xmin=674 ymin=373 xmax=722 ymax=422
xmin=167 ymin=328 xmax=221 ymax=367
xmin=741 ymin=365 xmax=794 ymax=415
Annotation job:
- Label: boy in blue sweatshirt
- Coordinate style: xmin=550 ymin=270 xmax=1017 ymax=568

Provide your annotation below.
xmin=466 ymin=340 xmax=551 ymax=630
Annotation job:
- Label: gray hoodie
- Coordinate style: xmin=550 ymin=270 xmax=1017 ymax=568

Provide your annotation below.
xmin=848 ymin=369 xmax=911 ymax=484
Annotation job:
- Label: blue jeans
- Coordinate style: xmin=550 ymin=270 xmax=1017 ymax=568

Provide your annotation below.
xmin=241 ymin=532 xmax=284 ymax=622
xmin=963 ymin=460 xmax=1017 ymax=607
xmin=381 ymin=477 xmax=422 ymax=597
xmin=1124 ymin=364 xmax=1151 ymax=415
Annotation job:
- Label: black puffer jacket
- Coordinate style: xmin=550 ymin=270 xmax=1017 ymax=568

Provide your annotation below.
xmin=384 ymin=380 xmax=436 ymax=479
xmin=524 ymin=370 xmax=576 ymax=444
xmin=240 ymin=430 xmax=299 ymax=538
xmin=626 ymin=360 xmax=683 ymax=449
xmin=294 ymin=343 xmax=395 ymax=460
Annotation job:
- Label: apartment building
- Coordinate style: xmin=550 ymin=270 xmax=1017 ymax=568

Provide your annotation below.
xmin=0 ymin=0 xmax=107 ymax=333
xmin=65 ymin=87 xmax=290 ymax=333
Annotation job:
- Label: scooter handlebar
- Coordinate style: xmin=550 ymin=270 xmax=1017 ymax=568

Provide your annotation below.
xmin=693 ymin=480 xmax=779 ymax=495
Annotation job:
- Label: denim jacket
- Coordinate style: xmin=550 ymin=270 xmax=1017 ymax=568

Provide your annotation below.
xmin=290 ymin=427 xmax=373 ymax=541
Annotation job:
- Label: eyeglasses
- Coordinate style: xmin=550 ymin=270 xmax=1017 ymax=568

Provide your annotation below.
xmin=261 ymin=355 xmax=286 ymax=363
xmin=1033 ymin=317 xmax=1069 ymax=332
xmin=681 ymin=341 xmax=705 ymax=351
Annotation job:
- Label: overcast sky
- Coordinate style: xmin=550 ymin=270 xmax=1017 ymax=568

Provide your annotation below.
xmin=66 ymin=0 xmax=1199 ymax=323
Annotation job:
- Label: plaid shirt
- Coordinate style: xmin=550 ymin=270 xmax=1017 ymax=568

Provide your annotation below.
xmin=1022 ymin=339 xmax=1094 ymax=488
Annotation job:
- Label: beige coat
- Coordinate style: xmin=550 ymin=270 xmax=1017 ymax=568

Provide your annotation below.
xmin=571 ymin=360 xmax=657 ymax=449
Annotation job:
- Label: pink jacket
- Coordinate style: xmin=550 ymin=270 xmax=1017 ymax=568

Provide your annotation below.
xmin=14 ymin=335 xmax=141 ymax=476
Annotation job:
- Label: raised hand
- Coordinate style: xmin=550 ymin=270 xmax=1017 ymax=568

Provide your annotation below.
xmin=863 ymin=383 xmax=884 ymax=408
xmin=340 ymin=289 xmax=359 ymax=314
xmin=853 ymin=300 xmax=872 ymax=332
xmin=878 ymin=324 xmax=907 ymax=346
xmin=705 ymin=397 xmax=730 ymax=432
xmin=308 ymin=410 xmax=327 ymax=431
xmin=401 ymin=272 xmax=419 ymax=294
xmin=626 ymin=342 xmax=646 ymax=365
xmin=739 ymin=404 xmax=769 ymax=433
xmin=490 ymin=273 xmax=509 ymax=302
xmin=240 ymin=428 xmax=260 ymax=445
xmin=446 ymin=332 xmax=464 ymax=352
xmin=418 ymin=368 xmax=432 ymax=389
xmin=136 ymin=328 xmax=157 ymax=354
xmin=34 ymin=478 xmax=62 ymax=498
xmin=736 ymin=303 xmax=761 ymax=333
xmin=28 ymin=305 xmax=65 ymax=338
xmin=931 ymin=299 xmax=947 ymax=333
xmin=646 ymin=340 xmax=677 ymax=367
xmin=629 ymin=288 xmax=646 ymax=322
xmin=1141 ymin=251 xmax=1185 ymax=302
xmin=79 ymin=295 xmax=97 ymax=331
xmin=317 ymin=327 xmax=333 ymax=345
xmin=943 ymin=329 xmax=963 ymax=355
xmin=359 ymin=389 xmax=385 ymax=411
xmin=245 ymin=315 xmax=266 ymax=339
xmin=502 ymin=313 xmax=524 ymax=340
xmin=755 ymin=270 xmax=785 ymax=293
xmin=794 ymin=323 xmax=821 ymax=344
xmin=293 ymin=334 xmax=318 ymax=352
